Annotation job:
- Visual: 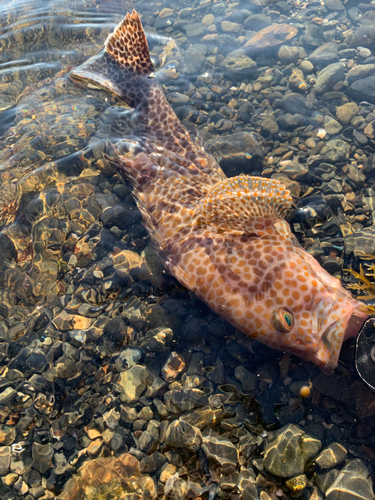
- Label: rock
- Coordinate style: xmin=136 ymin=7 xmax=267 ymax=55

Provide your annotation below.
xmin=286 ymin=474 xmax=308 ymax=492
xmin=161 ymin=352 xmax=185 ymax=381
xmin=335 ymin=102 xmax=358 ymax=125
xmin=308 ymin=43 xmax=338 ymax=69
xmin=0 ymin=446 xmax=11 ymax=476
xmin=315 ymin=443 xmax=347 ymax=470
xmin=347 ymin=65 xmax=375 ymax=85
xmin=0 ymin=426 xmax=15 ymax=446
xmin=314 ymin=63 xmax=345 ymax=95
xmin=300 ymin=60 xmax=314 ymax=74
xmin=222 ymin=21 xmax=242 ymax=33
xmin=202 ymin=430 xmax=239 ymax=468
xmin=348 ymin=76 xmax=375 ymax=104
xmin=202 ymin=14 xmax=214 ymax=26
xmin=278 ymin=45 xmax=300 ymax=64
xmin=32 ymin=442 xmax=53 ymax=473
xmin=244 ymin=24 xmax=298 ymax=55
xmin=165 ymin=420 xmax=202 ymax=451
xmin=279 ymin=161 xmax=308 ymax=180
xmin=117 ymin=365 xmax=150 ymax=403
xmin=324 ymin=116 xmax=342 ymax=135
xmin=244 ymin=14 xmax=271 ymax=31
xmin=222 ymin=50 xmax=258 ymax=81
xmin=303 ymin=23 xmax=323 ymax=48
xmin=183 ymin=44 xmax=206 ymax=74
xmin=26 ymin=352 xmax=48 ymax=373
xmin=326 ymin=459 xmax=374 ymax=500
xmin=320 ymin=139 xmax=350 ymax=163
xmin=289 ymin=68 xmax=307 ymax=92
xmin=350 ymin=25 xmax=375 ymax=51
xmin=316 ymin=469 xmax=340 ymax=494
xmin=58 ymin=454 xmax=156 ymax=499
xmin=324 ymin=0 xmax=345 ymax=11
xmin=183 ymin=23 xmax=205 ymax=38
xmin=263 ymin=424 xmax=321 ymax=478
xmin=281 ymin=93 xmax=315 ymax=116
xmin=364 ymin=121 xmax=375 ymax=139
xmin=260 ymin=116 xmax=279 ymax=136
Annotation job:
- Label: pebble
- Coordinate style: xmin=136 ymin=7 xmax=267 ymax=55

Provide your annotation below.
xmin=314 ymin=63 xmax=346 ymax=95
xmin=117 ymin=365 xmax=150 ymax=403
xmin=336 ymin=102 xmax=359 ymax=125
xmin=315 ymin=443 xmax=348 ymax=470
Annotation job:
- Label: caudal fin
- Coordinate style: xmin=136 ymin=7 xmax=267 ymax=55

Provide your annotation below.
xmin=104 ymin=10 xmax=154 ymax=76
xmin=69 ymin=10 xmax=154 ymax=106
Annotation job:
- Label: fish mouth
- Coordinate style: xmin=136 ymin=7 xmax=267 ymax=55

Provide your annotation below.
xmin=316 ymin=299 xmax=368 ymax=374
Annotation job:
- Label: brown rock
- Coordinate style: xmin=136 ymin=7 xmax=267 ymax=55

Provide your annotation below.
xmin=244 ymin=24 xmax=298 ymax=54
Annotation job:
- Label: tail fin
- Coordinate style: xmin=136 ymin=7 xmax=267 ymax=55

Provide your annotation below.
xmin=104 ymin=10 xmax=154 ymax=76
xmin=69 ymin=10 xmax=154 ymax=106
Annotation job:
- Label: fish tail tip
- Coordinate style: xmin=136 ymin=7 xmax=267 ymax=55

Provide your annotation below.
xmin=105 ymin=10 xmax=154 ymax=75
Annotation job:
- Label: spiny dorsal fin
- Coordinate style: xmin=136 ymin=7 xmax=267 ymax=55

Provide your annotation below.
xmin=201 ymin=176 xmax=292 ymax=235
xmin=104 ymin=10 xmax=154 ymax=75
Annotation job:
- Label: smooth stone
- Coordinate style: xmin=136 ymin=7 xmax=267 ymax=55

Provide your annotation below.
xmin=303 ymin=23 xmax=323 ymax=48
xmin=221 ymin=21 xmax=242 ymax=33
xmin=320 ymin=139 xmax=350 ymax=163
xmin=201 ymin=429 xmax=239 ymax=467
xmin=222 ymin=50 xmax=258 ymax=80
xmin=260 ymin=116 xmax=279 ymax=136
xmin=201 ymin=14 xmax=214 ymax=26
xmin=324 ymin=0 xmax=345 ymax=11
xmin=32 ymin=442 xmax=53 ymax=474
xmin=326 ymin=459 xmax=374 ymax=500
xmin=263 ymin=424 xmax=321 ymax=478
xmin=335 ymin=102 xmax=358 ymax=125
xmin=315 ymin=443 xmax=347 ymax=470
xmin=165 ymin=420 xmax=202 ymax=451
xmin=314 ymin=63 xmax=345 ymax=95
xmin=184 ymin=23 xmax=205 ymax=37
xmin=308 ymin=42 xmax=338 ymax=69
xmin=324 ymin=116 xmax=342 ymax=135
xmin=350 ymin=25 xmax=375 ymax=51
xmin=117 ymin=365 xmax=150 ymax=403
xmin=347 ymin=64 xmax=375 ymax=85
xmin=0 ymin=446 xmax=11 ymax=476
xmin=348 ymin=75 xmax=375 ymax=104
xmin=299 ymin=60 xmax=314 ymax=74
xmin=244 ymin=14 xmax=271 ymax=31
xmin=315 ymin=469 xmax=340 ymax=494
xmin=278 ymin=45 xmax=300 ymax=64
xmin=161 ymin=352 xmax=185 ymax=382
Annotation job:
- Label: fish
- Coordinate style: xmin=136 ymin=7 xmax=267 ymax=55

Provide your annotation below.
xmin=70 ymin=11 xmax=368 ymax=373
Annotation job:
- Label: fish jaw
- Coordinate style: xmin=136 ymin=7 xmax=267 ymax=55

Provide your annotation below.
xmin=299 ymin=296 xmax=368 ymax=374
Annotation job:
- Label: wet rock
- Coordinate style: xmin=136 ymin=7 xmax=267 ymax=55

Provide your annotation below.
xmin=32 ymin=442 xmax=53 ymax=473
xmin=281 ymin=92 xmax=315 ymax=116
xmin=183 ymin=23 xmax=205 ymax=38
xmin=161 ymin=352 xmax=185 ymax=382
xmin=0 ymin=426 xmax=15 ymax=446
xmin=324 ymin=116 xmax=342 ymax=135
xmin=222 ymin=50 xmax=258 ymax=81
xmin=260 ymin=116 xmax=279 ymax=136
xmin=320 ymin=139 xmax=350 ymax=163
xmin=202 ymin=430 xmax=239 ymax=468
xmin=244 ymin=24 xmax=298 ymax=56
xmin=244 ymin=14 xmax=271 ymax=32
xmin=0 ymin=446 xmax=11 ymax=476
xmin=347 ymin=64 xmax=375 ymax=86
xmin=350 ymin=25 xmax=375 ymax=52
xmin=348 ymin=76 xmax=375 ymax=104
xmin=315 ymin=443 xmax=347 ymax=470
xmin=279 ymin=161 xmax=308 ymax=180
xmin=326 ymin=459 xmax=374 ymax=500
xmin=263 ymin=424 xmax=321 ymax=478
xmin=289 ymin=68 xmax=307 ymax=92
xmin=308 ymin=43 xmax=338 ymax=69
xmin=222 ymin=21 xmax=242 ymax=33
xmin=165 ymin=420 xmax=202 ymax=451
xmin=336 ymin=103 xmax=358 ymax=125
xmin=117 ymin=365 xmax=150 ymax=403
xmin=286 ymin=474 xmax=308 ymax=492
xmin=300 ymin=60 xmax=314 ymax=74
xmin=59 ymin=453 xmax=156 ymax=499
xmin=315 ymin=469 xmax=340 ymax=494
xmin=183 ymin=44 xmax=206 ymax=74
xmin=26 ymin=352 xmax=48 ymax=373
xmin=324 ymin=0 xmax=345 ymax=11
xmin=278 ymin=45 xmax=300 ymax=64
xmin=303 ymin=23 xmax=323 ymax=48
xmin=314 ymin=63 xmax=345 ymax=95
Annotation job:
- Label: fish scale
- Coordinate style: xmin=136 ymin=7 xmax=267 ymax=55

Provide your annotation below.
xmin=70 ymin=10 xmax=369 ymax=373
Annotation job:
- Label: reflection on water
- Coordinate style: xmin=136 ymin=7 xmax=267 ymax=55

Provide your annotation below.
xmin=0 ymin=0 xmax=375 ymax=498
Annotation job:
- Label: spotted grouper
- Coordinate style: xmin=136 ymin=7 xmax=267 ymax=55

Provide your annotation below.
xmin=70 ymin=11 xmax=368 ymax=373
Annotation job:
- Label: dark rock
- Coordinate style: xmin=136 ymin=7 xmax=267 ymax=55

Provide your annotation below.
xmin=303 ymin=23 xmax=324 ymax=48
xmin=324 ymin=0 xmax=345 ymax=11
xmin=350 ymin=25 xmax=375 ymax=51
xmin=348 ymin=75 xmax=375 ymax=104
xmin=221 ymin=50 xmax=258 ymax=81
xmin=326 ymin=459 xmax=374 ymax=500
xmin=26 ymin=352 xmax=48 ymax=373
xmin=244 ymin=14 xmax=271 ymax=31
xmin=314 ymin=63 xmax=345 ymax=95
xmin=308 ymin=42 xmax=339 ymax=69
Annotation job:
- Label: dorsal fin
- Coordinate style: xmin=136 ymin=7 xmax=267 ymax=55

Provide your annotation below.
xmin=104 ymin=10 xmax=154 ymax=75
xmin=201 ymin=176 xmax=292 ymax=235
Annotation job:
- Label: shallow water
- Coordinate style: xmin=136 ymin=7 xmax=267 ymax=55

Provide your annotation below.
xmin=1 ymin=0 xmax=375 ymax=498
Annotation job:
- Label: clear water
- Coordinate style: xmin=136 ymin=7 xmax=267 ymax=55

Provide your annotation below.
xmin=0 ymin=0 xmax=375 ymax=498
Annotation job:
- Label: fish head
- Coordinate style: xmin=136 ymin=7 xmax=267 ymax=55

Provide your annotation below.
xmin=200 ymin=175 xmax=368 ymax=373
xmin=249 ymin=243 xmax=368 ymax=373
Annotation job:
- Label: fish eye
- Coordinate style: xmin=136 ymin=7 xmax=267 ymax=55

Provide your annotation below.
xmin=271 ymin=308 xmax=294 ymax=333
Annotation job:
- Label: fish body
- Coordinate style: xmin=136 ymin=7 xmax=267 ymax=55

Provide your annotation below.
xmin=70 ymin=11 xmax=367 ymax=373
